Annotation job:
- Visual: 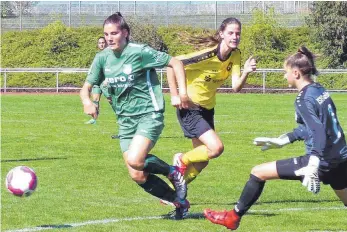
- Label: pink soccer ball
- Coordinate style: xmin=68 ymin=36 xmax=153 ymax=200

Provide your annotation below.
xmin=6 ymin=166 xmax=37 ymax=197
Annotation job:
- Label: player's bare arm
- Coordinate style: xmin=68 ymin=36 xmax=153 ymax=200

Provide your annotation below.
xmin=232 ymin=56 xmax=256 ymax=92
xmin=167 ymin=58 xmax=189 ymax=109
xmin=80 ymin=82 xmax=98 ymax=119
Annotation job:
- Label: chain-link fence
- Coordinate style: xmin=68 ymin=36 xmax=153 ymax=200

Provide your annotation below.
xmin=1 ymin=1 xmax=313 ymax=31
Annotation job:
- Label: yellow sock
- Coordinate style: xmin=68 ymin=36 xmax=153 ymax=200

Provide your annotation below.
xmin=184 ymin=164 xmax=200 ymax=184
xmin=181 ymin=145 xmax=209 ymax=165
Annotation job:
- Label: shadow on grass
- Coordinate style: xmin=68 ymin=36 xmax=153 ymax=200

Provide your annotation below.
xmin=1 ymin=157 xmax=67 ymax=163
xmin=162 ymin=212 xmax=205 ymax=220
xmin=246 ymin=212 xmax=277 ymax=217
xmin=39 ymin=224 xmax=73 ymax=229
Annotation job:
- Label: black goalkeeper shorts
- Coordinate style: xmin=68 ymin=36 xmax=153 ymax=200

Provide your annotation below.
xmin=277 ymin=155 xmax=347 ymax=190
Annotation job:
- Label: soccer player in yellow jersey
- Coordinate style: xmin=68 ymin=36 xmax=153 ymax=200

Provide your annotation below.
xmin=166 ymin=17 xmax=257 ymax=189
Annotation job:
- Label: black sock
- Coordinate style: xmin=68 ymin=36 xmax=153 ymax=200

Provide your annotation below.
xmin=143 ymin=154 xmax=171 ymax=176
xmin=138 ymin=174 xmax=176 ymax=202
xmin=235 ymin=174 xmax=265 ymax=217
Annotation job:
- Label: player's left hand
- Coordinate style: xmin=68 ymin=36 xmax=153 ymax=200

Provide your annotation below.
xmin=294 ymin=155 xmax=320 ymax=194
xmin=243 ymin=56 xmax=257 ymax=74
xmin=83 ymin=99 xmax=98 ymax=119
xmin=171 ymin=95 xmax=182 ymax=109
xmin=179 ymin=94 xmax=190 ymax=109
xmin=171 ymin=94 xmax=191 ymax=109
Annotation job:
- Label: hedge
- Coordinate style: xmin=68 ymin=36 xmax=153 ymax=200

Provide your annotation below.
xmin=1 ymin=9 xmax=346 ymax=90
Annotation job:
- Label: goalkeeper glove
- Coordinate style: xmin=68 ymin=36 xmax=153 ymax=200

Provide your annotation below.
xmin=294 ymin=155 xmax=320 ymax=194
xmin=253 ymin=134 xmax=290 ymax=151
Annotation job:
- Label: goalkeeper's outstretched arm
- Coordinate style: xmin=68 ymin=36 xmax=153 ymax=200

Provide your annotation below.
xmin=286 ymin=124 xmax=309 ymax=143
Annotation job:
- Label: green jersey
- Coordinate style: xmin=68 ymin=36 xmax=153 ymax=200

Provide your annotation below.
xmin=86 ymin=43 xmax=171 ymax=116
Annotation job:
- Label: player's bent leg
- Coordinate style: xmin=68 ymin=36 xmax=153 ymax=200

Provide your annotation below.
xmin=179 ymin=130 xmax=223 ymax=170
xmin=180 ymin=138 xmax=209 ymax=184
xmin=185 ymin=162 xmax=209 ymax=184
xmin=205 ymin=161 xmax=279 ymax=229
xmin=123 ymin=154 xmax=178 ymax=205
xmin=123 ymin=152 xmax=148 ymax=183
xmin=233 ymin=161 xmax=279 ymax=216
xmin=198 ymin=129 xmax=224 ymax=159
xmin=250 ymin=161 xmax=279 ymax=181
xmin=173 ymin=153 xmax=209 ymax=185
xmin=204 ymin=173 xmax=265 ymax=230
xmin=125 ymin=137 xmax=187 ymax=203
xmin=126 ymin=135 xmax=154 ymax=171
xmin=333 ymin=188 xmax=347 ymax=206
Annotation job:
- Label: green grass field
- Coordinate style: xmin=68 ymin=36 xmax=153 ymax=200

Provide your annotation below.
xmin=2 ymin=93 xmax=347 ymax=232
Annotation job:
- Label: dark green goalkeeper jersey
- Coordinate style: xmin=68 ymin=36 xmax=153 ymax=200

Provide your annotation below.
xmin=86 ymin=43 xmax=171 ymax=116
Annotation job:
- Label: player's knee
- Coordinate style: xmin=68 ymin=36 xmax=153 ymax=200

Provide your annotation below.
xmin=127 ymin=158 xmax=145 ymax=171
xmin=250 ymin=165 xmax=264 ymax=178
xmin=209 ymin=144 xmax=224 ymax=159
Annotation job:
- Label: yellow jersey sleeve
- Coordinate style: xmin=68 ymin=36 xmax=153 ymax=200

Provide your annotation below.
xmin=177 ymin=47 xmax=241 ymax=109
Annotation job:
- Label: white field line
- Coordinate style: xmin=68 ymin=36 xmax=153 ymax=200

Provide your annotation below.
xmin=5 ymin=206 xmax=346 ymax=232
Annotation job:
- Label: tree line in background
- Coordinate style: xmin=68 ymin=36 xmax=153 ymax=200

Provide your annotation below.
xmin=1 ymin=2 xmax=346 ymax=89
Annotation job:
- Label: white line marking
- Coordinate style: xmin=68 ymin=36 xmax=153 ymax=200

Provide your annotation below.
xmin=5 ymin=207 xmax=346 ymax=232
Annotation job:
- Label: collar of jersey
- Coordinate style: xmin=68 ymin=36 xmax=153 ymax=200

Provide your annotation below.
xmin=113 ymin=43 xmax=129 ymax=57
xmin=217 ymin=42 xmax=235 ymax=62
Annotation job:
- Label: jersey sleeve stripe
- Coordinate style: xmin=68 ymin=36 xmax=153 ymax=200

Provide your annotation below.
xmin=146 ymin=70 xmax=160 ymax=111
xmin=180 ymin=48 xmax=218 ymax=66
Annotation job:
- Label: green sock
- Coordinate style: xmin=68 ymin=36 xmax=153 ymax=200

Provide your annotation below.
xmin=143 ymin=154 xmax=170 ymax=176
xmin=138 ymin=174 xmax=176 ymax=202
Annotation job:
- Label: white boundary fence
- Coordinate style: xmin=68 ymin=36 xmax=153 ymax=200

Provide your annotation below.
xmin=0 ymin=68 xmax=346 ymax=93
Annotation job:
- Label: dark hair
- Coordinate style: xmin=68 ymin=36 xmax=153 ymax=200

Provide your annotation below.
xmin=103 ymin=12 xmax=130 ymax=42
xmin=285 ymin=46 xmax=318 ymax=77
xmin=190 ymin=17 xmax=241 ymax=48
xmin=97 ymin=36 xmax=106 ymax=42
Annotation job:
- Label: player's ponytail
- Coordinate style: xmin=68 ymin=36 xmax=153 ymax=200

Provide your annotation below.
xmin=285 ymin=46 xmax=318 ymax=78
xmin=188 ymin=17 xmax=241 ymax=48
xmin=103 ymin=12 xmax=130 ymax=42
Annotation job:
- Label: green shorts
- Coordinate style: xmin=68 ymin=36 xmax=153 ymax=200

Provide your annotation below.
xmin=92 ymin=85 xmax=111 ymax=98
xmin=118 ymin=112 xmax=164 ymax=152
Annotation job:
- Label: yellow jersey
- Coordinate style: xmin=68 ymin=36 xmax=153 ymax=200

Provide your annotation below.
xmin=176 ymin=44 xmax=241 ymax=109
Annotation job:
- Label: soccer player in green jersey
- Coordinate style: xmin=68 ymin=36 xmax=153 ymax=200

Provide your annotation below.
xmin=80 ymin=13 xmax=190 ymax=219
